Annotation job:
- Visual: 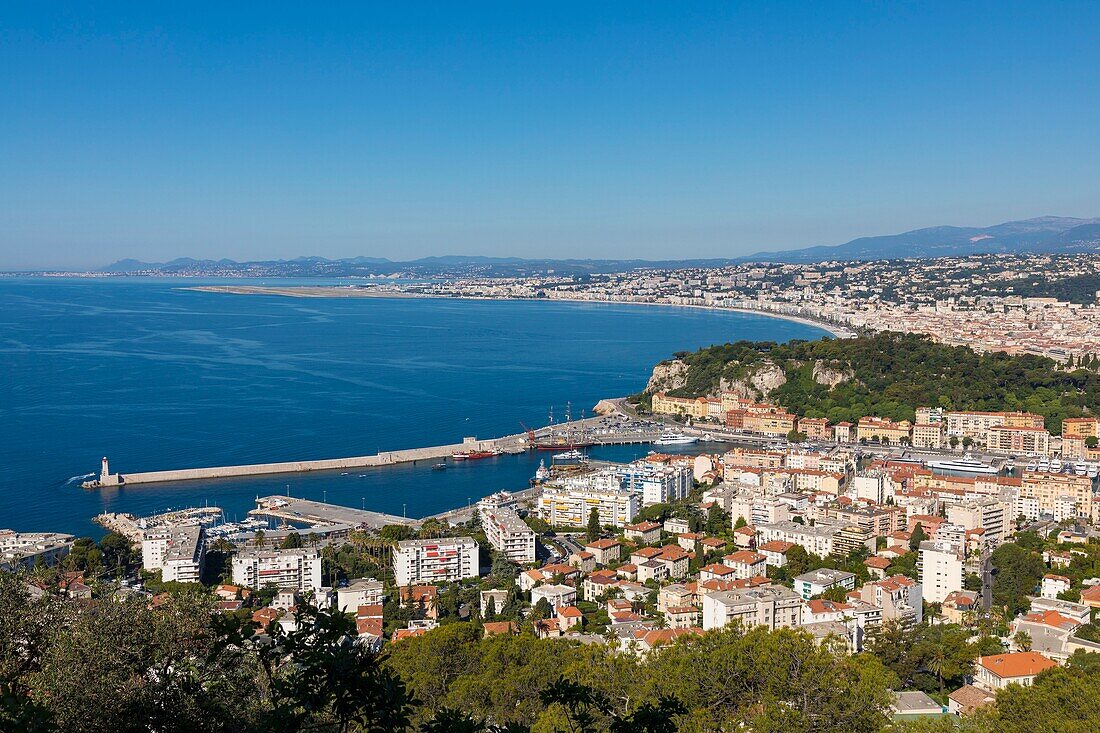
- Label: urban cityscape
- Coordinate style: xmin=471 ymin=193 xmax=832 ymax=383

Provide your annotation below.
xmin=4 ymin=5 xmax=1100 ymax=733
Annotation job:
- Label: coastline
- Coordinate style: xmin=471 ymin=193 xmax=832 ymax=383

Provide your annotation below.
xmin=183 ymin=285 xmax=853 ymax=338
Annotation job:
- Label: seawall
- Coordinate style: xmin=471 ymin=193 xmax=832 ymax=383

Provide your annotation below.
xmin=116 ymin=438 xmax=516 ymax=486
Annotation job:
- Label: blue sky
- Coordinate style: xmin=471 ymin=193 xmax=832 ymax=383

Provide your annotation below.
xmin=2 ymin=2 xmax=1098 ymax=269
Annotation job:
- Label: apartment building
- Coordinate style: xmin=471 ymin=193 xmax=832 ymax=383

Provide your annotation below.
xmin=722 ymin=550 xmax=767 ymax=579
xmin=142 ymin=524 xmax=206 ymax=584
xmin=701 ymin=584 xmax=802 ymax=631
xmin=755 ymin=521 xmax=839 ymax=557
xmin=974 ymin=653 xmax=1058 ymax=691
xmin=798 ymin=417 xmax=831 ymax=441
xmin=729 ymin=497 xmax=790 ymax=526
xmin=858 ymin=574 xmax=923 ymax=625
xmin=911 ymin=421 xmax=945 ymax=449
xmin=946 ymin=411 xmax=1044 ymax=444
xmin=480 ymin=504 xmax=536 ymax=563
xmin=946 ymin=499 xmax=1011 ymax=547
xmin=1062 ymin=417 xmax=1100 ymax=440
xmin=614 ymin=461 xmax=693 ymax=506
xmin=538 ymin=484 xmax=638 ymax=528
xmin=794 ymin=568 xmax=857 ymax=600
xmin=855 ymin=417 xmax=912 ymax=445
xmin=337 ymin=578 xmax=384 ymax=613
xmin=393 ymin=537 xmax=479 ymax=587
xmin=0 ymin=530 xmax=75 ymax=571
xmin=232 ymin=547 xmax=323 ymax=595
xmin=743 ymin=411 xmax=797 ymax=437
xmin=986 ymin=425 xmax=1051 ymax=455
xmin=651 ymin=392 xmax=708 ymax=419
xmin=918 ymin=540 xmax=964 ymax=604
xmin=1020 ymin=471 xmax=1094 ymax=520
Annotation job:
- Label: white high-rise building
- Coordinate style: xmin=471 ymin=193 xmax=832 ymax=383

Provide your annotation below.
xmin=538 ymin=484 xmax=638 ymax=528
xmin=393 ymin=537 xmax=479 ymax=587
xmin=479 ymin=502 xmax=536 ymax=563
xmin=142 ymin=525 xmax=206 ymax=583
xmin=232 ymin=547 xmax=324 ymax=596
xmin=918 ymin=540 xmax=964 ymax=604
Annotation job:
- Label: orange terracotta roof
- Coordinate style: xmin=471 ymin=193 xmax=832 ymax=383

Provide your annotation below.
xmin=978 ymin=652 xmax=1057 ymax=679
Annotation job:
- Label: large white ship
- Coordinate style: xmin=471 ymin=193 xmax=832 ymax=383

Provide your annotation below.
xmin=654 ymin=432 xmax=699 ymax=446
xmin=925 ymin=454 xmax=999 ymax=475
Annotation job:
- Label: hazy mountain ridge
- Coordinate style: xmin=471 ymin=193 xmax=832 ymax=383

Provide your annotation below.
xmin=98 ymin=216 xmax=1100 ymax=275
xmin=743 ymin=216 xmax=1100 ymax=263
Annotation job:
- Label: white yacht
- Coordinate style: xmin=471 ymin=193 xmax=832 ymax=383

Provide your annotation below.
xmin=925 ymin=454 xmax=999 ymax=475
xmin=1050 ymin=459 xmax=1064 ymax=472
xmin=654 ymin=432 xmax=699 ymax=446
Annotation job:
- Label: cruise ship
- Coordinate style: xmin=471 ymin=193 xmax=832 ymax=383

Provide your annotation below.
xmin=653 ymin=432 xmax=699 ymax=446
xmin=925 ymin=454 xmax=999 ymax=475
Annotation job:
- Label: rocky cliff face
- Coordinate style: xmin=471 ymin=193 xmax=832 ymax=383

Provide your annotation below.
xmin=646 ymin=359 xmax=689 ymax=393
xmin=812 ymin=360 xmax=854 ymax=388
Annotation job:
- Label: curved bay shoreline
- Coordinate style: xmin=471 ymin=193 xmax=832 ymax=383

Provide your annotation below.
xmin=183 ymin=285 xmax=854 ymax=339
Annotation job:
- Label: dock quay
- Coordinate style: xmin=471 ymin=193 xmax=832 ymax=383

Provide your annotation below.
xmin=94 ymin=506 xmax=223 ymax=544
xmin=249 ymin=496 xmax=421 ymax=530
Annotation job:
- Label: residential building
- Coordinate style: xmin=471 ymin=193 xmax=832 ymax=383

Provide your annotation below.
xmin=651 ymin=392 xmax=709 ymax=419
xmin=918 ymin=540 xmax=964 ymax=604
xmin=859 ymin=575 xmax=923 ymax=625
xmin=585 ymin=538 xmax=622 ymax=565
xmin=530 ymin=583 xmax=577 ymax=610
xmin=615 ymin=461 xmax=692 ymax=506
xmin=758 ymin=540 xmax=795 ymax=567
xmin=986 ymin=425 xmax=1051 ymax=455
xmin=701 ymin=584 xmax=802 ymax=631
xmin=755 ymin=521 xmax=838 ymax=557
xmin=623 ymin=521 xmax=662 ymax=545
xmin=480 ymin=503 xmax=536 ymax=563
xmin=1041 ymin=574 xmax=1071 ymax=600
xmin=946 ymin=499 xmax=1011 ymax=547
xmin=232 ymin=547 xmax=323 ymax=596
xmin=538 ymin=484 xmax=638 ymax=528
xmin=393 ymin=537 xmax=479 ymax=587
xmin=722 ymin=550 xmax=767 ymax=579
xmin=1019 ymin=471 xmax=1093 ymax=519
xmin=911 ymin=421 xmax=945 ymax=449
xmin=941 ymin=590 xmax=980 ymax=624
xmin=793 ymin=568 xmax=856 ymax=600
xmin=337 ymin=578 xmax=383 ymax=613
xmin=142 ymin=525 xmax=206 ymax=584
xmin=974 ymin=652 xmax=1058 ymax=691
xmin=0 ymin=530 xmax=75 ymax=571
xmin=856 ymin=417 xmax=912 ymax=445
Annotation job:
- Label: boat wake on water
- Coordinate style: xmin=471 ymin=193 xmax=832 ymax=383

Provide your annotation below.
xmin=64 ymin=472 xmax=96 ymax=485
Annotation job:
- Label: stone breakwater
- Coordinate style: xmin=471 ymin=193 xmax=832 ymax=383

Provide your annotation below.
xmin=98 ymin=437 xmax=524 ymax=487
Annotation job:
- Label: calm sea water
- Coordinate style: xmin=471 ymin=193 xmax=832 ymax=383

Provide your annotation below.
xmin=0 ymin=277 xmax=828 ymax=537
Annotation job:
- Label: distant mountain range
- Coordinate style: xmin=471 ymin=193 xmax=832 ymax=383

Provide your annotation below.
xmin=99 ymin=215 xmax=1100 ymax=276
xmin=742 ymin=216 xmax=1100 ymax=263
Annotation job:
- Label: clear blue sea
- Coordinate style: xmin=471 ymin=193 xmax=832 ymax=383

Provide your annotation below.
xmin=0 ymin=277 xmax=828 ymax=537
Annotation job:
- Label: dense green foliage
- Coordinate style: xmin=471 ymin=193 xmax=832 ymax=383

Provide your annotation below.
xmin=659 ymin=332 xmax=1099 ymax=431
xmin=999 ymin=273 xmax=1100 ymax=305
xmin=990 ymin=543 xmax=1046 ymax=617
xmin=4 ymin=571 xmax=1100 ymax=732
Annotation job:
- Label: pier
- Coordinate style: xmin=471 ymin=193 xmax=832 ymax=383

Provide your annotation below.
xmin=248 ymin=496 xmax=421 ymax=530
xmin=86 ymin=435 xmax=528 ymax=488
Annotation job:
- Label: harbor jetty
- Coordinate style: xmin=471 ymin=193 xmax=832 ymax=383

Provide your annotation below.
xmin=249 ymin=496 xmax=420 ymax=530
xmin=79 ymin=407 xmax=659 ymax=489
xmin=82 ymin=436 xmax=528 ymax=489
xmin=94 ymin=506 xmax=223 ymax=543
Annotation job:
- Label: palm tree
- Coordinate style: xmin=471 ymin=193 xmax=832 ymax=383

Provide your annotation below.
xmin=927 ymin=646 xmax=948 ymax=695
xmin=254 ymin=529 xmax=266 ymax=549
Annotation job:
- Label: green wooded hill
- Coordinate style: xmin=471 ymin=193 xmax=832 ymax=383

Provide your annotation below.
xmin=657 ymin=332 xmax=1100 ymax=431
